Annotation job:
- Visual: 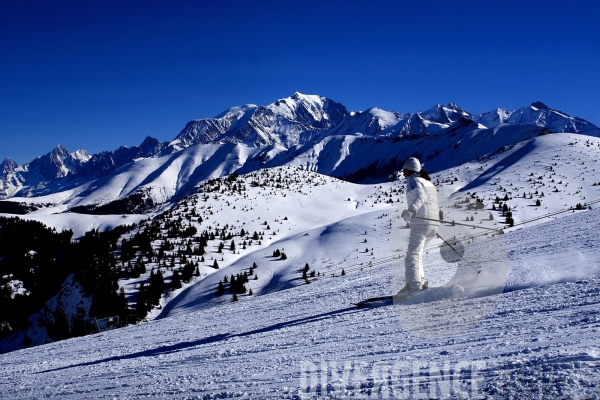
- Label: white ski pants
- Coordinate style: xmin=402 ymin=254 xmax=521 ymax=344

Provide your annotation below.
xmin=405 ymin=224 xmax=438 ymax=284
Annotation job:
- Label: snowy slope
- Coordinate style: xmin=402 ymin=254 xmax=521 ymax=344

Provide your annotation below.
xmin=429 ymin=133 xmax=600 ymax=225
xmin=2 ymin=143 xmax=266 ymax=214
xmin=0 ymin=206 xmax=597 ymax=398
xmin=157 ymin=133 xmax=600 ymax=321
xmin=0 ymin=128 xmax=599 ymax=397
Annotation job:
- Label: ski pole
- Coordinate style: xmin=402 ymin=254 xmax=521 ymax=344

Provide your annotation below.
xmin=413 ymin=216 xmax=501 ymax=232
xmin=435 ymin=233 xmax=481 ymax=274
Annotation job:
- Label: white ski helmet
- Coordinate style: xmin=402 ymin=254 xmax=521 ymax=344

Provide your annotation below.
xmin=403 ymin=157 xmax=421 ymax=173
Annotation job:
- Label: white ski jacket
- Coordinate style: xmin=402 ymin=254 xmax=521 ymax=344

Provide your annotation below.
xmin=405 ymin=174 xmax=440 ymax=227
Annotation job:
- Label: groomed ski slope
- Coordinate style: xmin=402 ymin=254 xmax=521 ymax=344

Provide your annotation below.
xmin=0 ymin=207 xmax=598 ymax=399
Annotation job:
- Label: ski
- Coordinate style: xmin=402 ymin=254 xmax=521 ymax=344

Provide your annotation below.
xmin=354 ymin=283 xmax=430 ymax=307
xmin=353 ymin=295 xmax=394 ymax=307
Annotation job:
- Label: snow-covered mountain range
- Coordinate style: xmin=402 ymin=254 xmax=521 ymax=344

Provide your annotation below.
xmin=1 ymin=93 xmax=598 ymax=214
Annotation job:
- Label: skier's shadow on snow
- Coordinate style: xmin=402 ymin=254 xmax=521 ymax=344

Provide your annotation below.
xmin=34 ymin=333 xmax=231 ymax=374
xmin=36 ymin=307 xmax=360 ymax=374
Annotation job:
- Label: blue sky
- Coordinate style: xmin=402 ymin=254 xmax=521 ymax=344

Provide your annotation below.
xmin=1 ymin=0 xmax=599 ymax=164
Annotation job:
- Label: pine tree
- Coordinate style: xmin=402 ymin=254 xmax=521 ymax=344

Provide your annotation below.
xmin=216 ymin=280 xmax=225 ymax=296
xmin=213 ymin=259 xmax=219 ymax=269
xmin=136 ymin=284 xmax=148 ymax=319
xmin=118 ymin=287 xmax=129 ymax=323
xmin=230 ymin=275 xmax=237 ymax=292
xmin=171 ymin=270 xmax=182 ymax=290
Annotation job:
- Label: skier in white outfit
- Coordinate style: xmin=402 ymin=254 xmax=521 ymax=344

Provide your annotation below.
xmin=398 ymin=157 xmax=440 ymax=298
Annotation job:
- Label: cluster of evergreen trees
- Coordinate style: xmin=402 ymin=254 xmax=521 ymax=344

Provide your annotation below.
xmin=300 ymin=263 xmax=319 ymax=283
xmin=0 ymin=218 xmax=137 ymax=340
xmin=216 ymin=263 xmax=257 ymax=297
xmin=179 ymin=261 xmax=200 ymax=284
xmin=136 ymin=269 xmax=164 ymax=319
xmin=0 ymin=217 xmax=74 ymax=339
xmin=72 ymin=226 xmax=135 ymax=324
xmin=272 ymin=249 xmax=287 ymax=260
xmin=0 ymin=208 xmax=213 ymax=343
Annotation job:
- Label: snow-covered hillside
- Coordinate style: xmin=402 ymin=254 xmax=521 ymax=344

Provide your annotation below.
xmin=0 ymin=193 xmax=598 ymax=399
xmin=1 ymin=94 xmax=598 ymax=212
xmin=1 ymin=127 xmax=599 ymax=397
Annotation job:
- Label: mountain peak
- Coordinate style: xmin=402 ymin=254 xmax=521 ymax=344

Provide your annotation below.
xmin=140 ymin=136 xmax=159 ymax=147
xmin=73 ymin=149 xmax=91 ymax=162
xmin=447 ymin=102 xmax=467 ymax=113
xmin=214 ymin=104 xmax=257 ymax=119
xmin=1 ymin=157 xmax=19 ymax=174
xmin=52 ymin=144 xmax=70 ymax=155
xmin=173 ymin=93 xmax=349 ymax=149
xmin=420 ymin=103 xmax=469 ymax=125
xmin=288 ymin=92 xmax=327 ymax=106
xmin=292 ymin=91 xmax=311 ymax=99
xmin=531 ymin=101 xmax=549 ymax=110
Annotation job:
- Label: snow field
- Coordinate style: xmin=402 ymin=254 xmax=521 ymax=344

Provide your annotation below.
xmin=0 ymin=210 xmax=598 ymax=398
xmin=0 ymin=182 xmax=599 ymax=398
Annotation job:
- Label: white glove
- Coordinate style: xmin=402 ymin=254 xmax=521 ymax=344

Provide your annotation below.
xmin=402 ymin=209 xmax=414 ymax=221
